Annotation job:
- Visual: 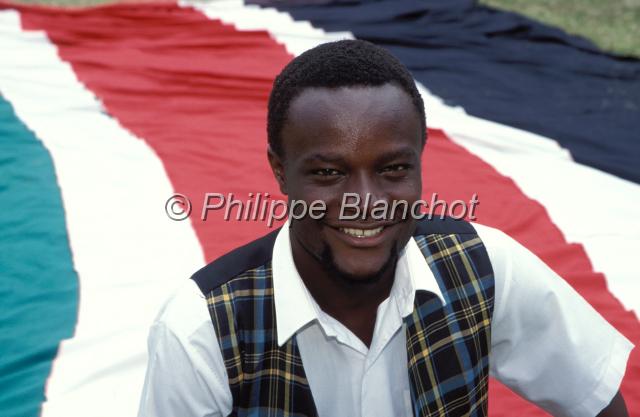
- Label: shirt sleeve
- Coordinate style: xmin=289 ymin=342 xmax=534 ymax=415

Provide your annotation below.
xmin=137 ymin=280 xmax=232 ymax=417
xmin=474 ymin=224 xmax=634 ymax=417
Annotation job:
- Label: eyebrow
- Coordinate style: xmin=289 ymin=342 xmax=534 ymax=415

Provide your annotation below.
xmin=301 ymin=153 xmax=348 ymax=165
xmin=300 ymin=146 xmax=419 ymax=166
xmin=375 ymin=147 xmax=419 ymax=165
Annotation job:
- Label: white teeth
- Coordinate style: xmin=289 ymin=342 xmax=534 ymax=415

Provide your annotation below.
xmin=339 ymin=226 xmax=384 ymax=238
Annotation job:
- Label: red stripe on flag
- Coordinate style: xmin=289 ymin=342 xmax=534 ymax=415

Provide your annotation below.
xmin=17 ymin=3 xmax=638 ymax=414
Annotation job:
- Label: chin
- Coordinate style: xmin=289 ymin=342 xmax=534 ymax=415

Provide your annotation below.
xmin=322 ymin=246 xmax=398 ymax=285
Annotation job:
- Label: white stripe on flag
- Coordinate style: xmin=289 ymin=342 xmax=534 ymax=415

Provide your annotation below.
xmin=0 ymin=10 xmax=205 ymax=417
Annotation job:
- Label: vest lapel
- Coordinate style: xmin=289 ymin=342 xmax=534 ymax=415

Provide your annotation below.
xmin=208 ymin=264 xmax=320 ymax=417
xmin=405 ymin=233 xmax=494 ymax=417
xmin=405 ymin=291 xmax=450 ymax=417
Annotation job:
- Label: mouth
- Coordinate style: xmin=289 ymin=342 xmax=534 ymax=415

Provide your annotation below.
xmin=326 ymin=221 xmax=400 ymax=248
xmin=339 ymin=226 xmax=384 ymax=238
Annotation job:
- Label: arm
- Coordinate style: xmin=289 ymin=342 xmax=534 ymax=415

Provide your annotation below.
xmin=138 ymin=281 xmax=232 ymax=417
xmin=475 ymin=224 xmax=634 ymax=417
xmin=596 ymin=391 xmax=628 ymax=417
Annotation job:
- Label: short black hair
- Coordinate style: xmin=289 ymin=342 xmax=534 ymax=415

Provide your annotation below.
xmin=267 ymin=39 xmax=426 ymax=158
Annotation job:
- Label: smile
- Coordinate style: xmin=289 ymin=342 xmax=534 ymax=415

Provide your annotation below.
xmin=339 ymin=226 xmax=384 ymax=238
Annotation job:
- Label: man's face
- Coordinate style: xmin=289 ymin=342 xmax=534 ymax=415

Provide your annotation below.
xmin=271 ymin=83 xmax=424 ymax=282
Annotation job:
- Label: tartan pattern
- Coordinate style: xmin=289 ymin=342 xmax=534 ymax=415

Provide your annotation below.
xmin=205 ymin=231 xmax=494 ymax=417
xmin=406 ymin=234 xmax=495 ymax=417
xmin=207 ymin=262 xmax=319 ymax=417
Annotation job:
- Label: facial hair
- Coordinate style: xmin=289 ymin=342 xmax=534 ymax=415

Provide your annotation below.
xmin=290 ymin=219 xmax=403 ymax=286
xmin=318 ymin=243 xmax=393 ymax=285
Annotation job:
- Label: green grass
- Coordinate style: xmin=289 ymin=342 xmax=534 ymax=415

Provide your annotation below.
xmin=480 ymin=0 xmax=640 ymax=57
xmin=8 ymin=0 xmax=640 ymax=57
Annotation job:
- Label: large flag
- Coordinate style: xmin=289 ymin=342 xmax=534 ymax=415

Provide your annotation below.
xmin=0 ymin=1 xmax=638 ymax=416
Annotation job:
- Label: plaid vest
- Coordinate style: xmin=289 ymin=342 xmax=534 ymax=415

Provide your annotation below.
xmin=192 ymin=218 xmax=495 ymax=417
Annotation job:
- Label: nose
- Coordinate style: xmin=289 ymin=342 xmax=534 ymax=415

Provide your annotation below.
xmin=342 ymin=171 xmax=386 ymax=220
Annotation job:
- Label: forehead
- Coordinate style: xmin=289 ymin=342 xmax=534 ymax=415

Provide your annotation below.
xmin=281 ymin=83 xmax=423 ymax=160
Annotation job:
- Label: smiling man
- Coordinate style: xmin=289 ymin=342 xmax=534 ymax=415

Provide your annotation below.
xmin=139 ymin=40 xmax=633 ymax=417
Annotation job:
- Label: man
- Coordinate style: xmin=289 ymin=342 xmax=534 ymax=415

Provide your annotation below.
xmin=138 ymin=40 xmax=633 ymax=416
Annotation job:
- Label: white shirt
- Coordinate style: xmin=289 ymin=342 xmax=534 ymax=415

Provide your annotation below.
xmin=138 ymin=223 xmax=633 ymax=417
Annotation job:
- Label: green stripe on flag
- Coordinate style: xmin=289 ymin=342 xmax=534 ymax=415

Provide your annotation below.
xmin=0 ymin=95 xmax=79 ymax=417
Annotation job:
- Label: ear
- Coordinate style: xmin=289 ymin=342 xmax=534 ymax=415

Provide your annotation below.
xmin=267 ymin=146 xmax=287 ymax=195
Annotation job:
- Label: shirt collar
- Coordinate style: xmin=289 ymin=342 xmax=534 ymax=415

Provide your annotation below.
xmin=271 ymin=221 xmax=447 ymax=346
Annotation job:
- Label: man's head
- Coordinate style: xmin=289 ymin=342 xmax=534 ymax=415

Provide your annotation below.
xmin=268 ymin=40 xmax=425 ymax=159
xmin=267 ymin=40 xmax=426 ymax=284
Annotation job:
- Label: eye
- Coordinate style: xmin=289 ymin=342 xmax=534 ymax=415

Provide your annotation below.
xmin=313 ymin=168 xmax=342 ymax=177
xmin=380 ymin=164 xmax=412 ymax=176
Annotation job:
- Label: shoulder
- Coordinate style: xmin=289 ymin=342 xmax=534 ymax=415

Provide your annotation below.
xmin=191 ymin=228 xmax=280 ymax=295
xmin=413 ymin=219 xmax=518 ymax=271
xmin=149 ymin=278 xmax=227 ymax=381
xmin=412 ymin=217 xmax=514 ymax=249
xmin=469 ymin=222 xmax=516 ymax=258
xmin=413 ymin=218 xmax=497 ymax=267
xmin=152 ymin=279 xmax=212 ymax=342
